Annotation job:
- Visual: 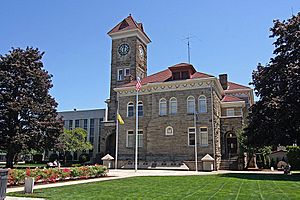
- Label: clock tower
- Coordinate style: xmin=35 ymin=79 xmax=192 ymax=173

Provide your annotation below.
xmin=107 ymin=15 xmax=151 ymax=120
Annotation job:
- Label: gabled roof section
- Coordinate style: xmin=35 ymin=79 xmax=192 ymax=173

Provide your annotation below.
xmin=226 ymin=81 xmax=251 ymax=91
xmin=222 ymin=95 xmax=244 ymax=102
xmin=107 ymin=15 xmax=151 ymax=43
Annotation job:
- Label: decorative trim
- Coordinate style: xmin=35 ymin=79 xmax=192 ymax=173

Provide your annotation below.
xmin=115 ymin=77 xmax=224 ymax=98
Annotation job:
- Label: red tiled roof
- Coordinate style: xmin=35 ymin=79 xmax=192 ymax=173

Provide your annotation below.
xmin=122 ymin=69 xmax=172 ymax=87
xmin=222 ymin=95 xmax=244 ymax=102
xmin=121 ymin=63 xmax=213 ymax=88
xmin=226 ymin=81 xmax=251 ymax=90
xmin=107 ymin=15 xmax=150 ymax=42
xmin=191 ymin=72 xmax=214 ymax=79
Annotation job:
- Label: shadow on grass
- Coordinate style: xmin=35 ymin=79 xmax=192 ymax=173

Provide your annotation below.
xmin=219 ymin=173 xmax=300 ymax=181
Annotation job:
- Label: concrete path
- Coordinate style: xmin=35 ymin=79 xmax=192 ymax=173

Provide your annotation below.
xmin=6 ymin=169 xmax=284 ymax=199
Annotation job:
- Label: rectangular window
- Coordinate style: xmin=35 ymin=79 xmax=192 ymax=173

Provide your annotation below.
xmin=188 ymin=127 xmax=195 ymax=146
xmin=125 ymin=68 xmax=130 ymax=76
xmin=138 ymin=130 xmax=143 ymax=147
xmin=226 ymin=108 xmax=235 ymax=117
xmin=126 ymin=130 xmax=143 ymax=148
xmin=236 ymin=108 xmax=242 ymax=116
xmin=89 ymin=119 xmax=95 ymax=144
xmin=83 ymin=119 xmax=88 ymax=131
xmin=126 ymin=130 xmax=134 ymax=147
xmin=200 ymin=127 xmax=208 ymax=146
xmin=68 ymin=120 xmax=73 ymax=130
xmin=117 ymin=69 xmax=124 ymax=81
xmin=75 ymin=119 xmax=80 ymax=128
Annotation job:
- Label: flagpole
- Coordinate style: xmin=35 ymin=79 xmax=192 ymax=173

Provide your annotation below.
xmin=135 ymin=90 xmax=139 ymax=172
xmin=194 ymin=110 xmax=198 ymax=172
xmin=115 ymin=98 xmax=119 ymax=169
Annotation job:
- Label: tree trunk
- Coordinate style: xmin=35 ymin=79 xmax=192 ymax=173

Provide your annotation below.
xmin=6 ymin=150 xmax=16 ymax=168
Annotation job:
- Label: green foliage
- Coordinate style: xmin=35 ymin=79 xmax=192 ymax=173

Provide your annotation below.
xmin=56 ymin=128 xmax=93 ymax=153
xmin=0 ymin=47 xmax=63 ymax=168
xmin=245 ymin=13 xmax=300 ymax=148
xmin=286 ymin=146 xmax=300 ymax=169
xmin=79 ymin=153 xmax=90 ymax=164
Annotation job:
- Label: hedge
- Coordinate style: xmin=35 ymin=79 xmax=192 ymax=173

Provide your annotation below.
xmin=286 ymin=146 xmax=300 ymax=170
xmin=7 ymin=165 xmax=108 ymax=186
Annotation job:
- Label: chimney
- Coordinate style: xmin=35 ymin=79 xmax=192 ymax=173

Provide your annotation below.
xmin=219 ymin=74 xmax=228 ymax=90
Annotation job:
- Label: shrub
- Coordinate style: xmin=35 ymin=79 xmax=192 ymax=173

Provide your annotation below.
xmin=286 ymin=146 xmax=300 ymax=170
xmin=79 ymin=153 xmax=90 ymax=163
xmin=7 ymin=165 xmax=108 ymax=186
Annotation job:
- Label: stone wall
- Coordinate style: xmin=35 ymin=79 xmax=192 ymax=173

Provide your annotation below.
xmin=117 ymin=87 xmax=216 ymax=163
xmin=108 ymin=36 xmax=147 ymax=121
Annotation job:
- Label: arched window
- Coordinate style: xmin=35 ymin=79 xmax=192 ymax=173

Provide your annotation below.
xmin=138 ymin=101 xmax=143 ymax=116
xmin=127 ymin=102 xmax=134 ymax=117
xmin=169 ymin=97 xmax=177 ymax=114
xmin=198 ymin=95 xmax=207 ymax=113
xmin=187 ymin=96 xmax=195 ymax=114
xmin=165 ymin=126 xmax=173 ymax=135
xmin=159 ymin=98 xmax=167 ymax=116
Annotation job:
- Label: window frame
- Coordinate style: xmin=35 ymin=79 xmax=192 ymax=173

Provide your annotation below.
xmin=124 ymin=68 xmax=130 ymax=76
xmin=169 ymin=97 xmax=177 ymax=115
xmin=187 ymin=96 xmax=195 ymax=114
xmin=159 ymin=98 xmax=167 ymax=116
xmin=198 ymin=95 xmax=207 ymax=113
xmin=126 ymin=130 xmax=134 ymax=148
xmin=165 ymin=126 xmax=174 ymax=136
xmin=117 ymin=69 xmax=124 ymax=81
xmin=226 ymin=108 xmax=235 ymax=117
xmin=138 ymin=101 xmax=143 ymax=117
xmin=188 ymin=127 xmax=196 ymax=146
xmin=127 ymin=102 xmax=134 ymax=117
xmin=200 ymin=127 xmax=208 ymax=146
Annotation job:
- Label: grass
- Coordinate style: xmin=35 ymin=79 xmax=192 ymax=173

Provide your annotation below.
xmin=9 ymin=173 xmax=300 ymax=200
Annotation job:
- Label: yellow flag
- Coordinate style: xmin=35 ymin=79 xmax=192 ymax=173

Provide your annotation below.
xmin=117 ymin=114 xmax=124 ymax=125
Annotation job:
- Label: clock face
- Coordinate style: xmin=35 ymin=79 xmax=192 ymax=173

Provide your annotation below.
xmin=138 ymin=45 xmax=144 ymax=59
xmin=118 ymin=43 xmax=130 ymax=56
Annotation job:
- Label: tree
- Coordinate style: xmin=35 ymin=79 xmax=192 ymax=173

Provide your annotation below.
xmin=0 ymin=47 xmax=63 ymax=168
xmin=55 ymin=128 xmax=93 ymax=163
xmin=245 ymin=13 xmax=300 ymax=148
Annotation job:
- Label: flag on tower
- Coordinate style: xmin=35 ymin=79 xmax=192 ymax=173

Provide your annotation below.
xmin=136 ymin=77 xmax=141 ymax=91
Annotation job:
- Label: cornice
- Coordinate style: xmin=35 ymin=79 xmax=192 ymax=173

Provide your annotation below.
xmin=114 ymin=77 xmax=224 ymax=98
xmin=109 ymin=29 xmax=151 ymax=45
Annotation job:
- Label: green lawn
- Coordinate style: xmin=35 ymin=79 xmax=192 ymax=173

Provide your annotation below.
xmin=9 ymin=173 xmax=300 ymax=200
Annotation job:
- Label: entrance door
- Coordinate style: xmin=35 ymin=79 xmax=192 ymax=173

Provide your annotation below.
xmin=226 ymin=132 xmax=237 ymax=157
xmin=105 ymin=133 xmax=116 ymax=156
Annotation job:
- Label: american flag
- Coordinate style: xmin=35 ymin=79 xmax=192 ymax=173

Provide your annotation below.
xmin=136 ymin=77 xmax=141 ymax=91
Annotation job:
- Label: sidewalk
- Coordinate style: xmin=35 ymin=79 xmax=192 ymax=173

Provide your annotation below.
xmin=6 ymin=169 xmax=283 ymax=198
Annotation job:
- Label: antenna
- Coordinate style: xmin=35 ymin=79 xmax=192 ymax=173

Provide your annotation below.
xmin=291 ymin=6 xmax=294 ymax=16
xmin=183 ymin=35 xmax=194 ymax=64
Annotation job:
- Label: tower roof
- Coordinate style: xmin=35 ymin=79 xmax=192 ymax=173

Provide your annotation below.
xmin=108 ymin=15 xmax=151 ymax=43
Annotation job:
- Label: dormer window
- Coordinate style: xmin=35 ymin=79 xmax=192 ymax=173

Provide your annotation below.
xmin=172 ymin=71 xmax=190 ymax=80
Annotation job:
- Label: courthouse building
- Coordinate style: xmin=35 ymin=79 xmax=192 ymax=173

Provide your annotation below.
xmin=99 ymin=15 xmax=254 ymax=170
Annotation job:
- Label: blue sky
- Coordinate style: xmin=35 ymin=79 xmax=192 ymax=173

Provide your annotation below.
xmin=1 ymin=1 xmax=299 ymax=111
